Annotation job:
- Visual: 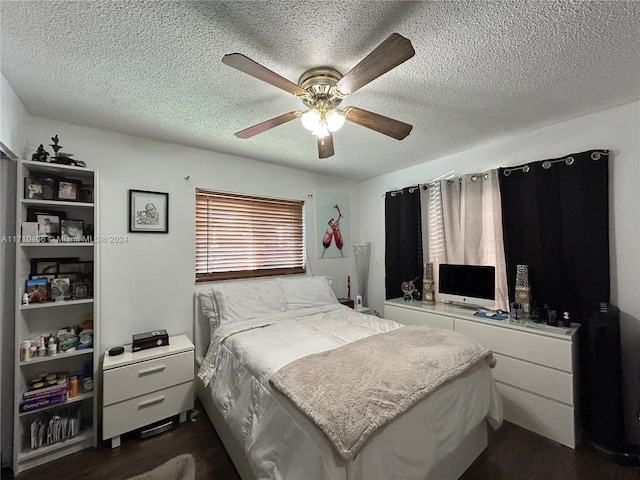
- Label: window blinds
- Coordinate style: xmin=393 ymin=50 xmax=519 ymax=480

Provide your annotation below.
xmin=195 ymin=189 xmax=305 ymax=282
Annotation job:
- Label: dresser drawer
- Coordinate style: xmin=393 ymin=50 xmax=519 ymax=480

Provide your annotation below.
xmin=455 ymin=319 xmax=572 ymax=371
xmin=103 ymin=351 xmax=193 ymax=405
xmin=385 ymin=305 xmax=454 ymax=330
xmin=492 ymin=353 xmax=574 ymax=405
xmin=102 ymin=381 xmax=193 ymax=440
xmin=497 ymin=383 xmax=576 ymax=448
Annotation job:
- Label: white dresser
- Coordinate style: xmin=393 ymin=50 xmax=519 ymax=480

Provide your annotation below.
xmin=384 ymin=298 xmax=580 ymax=448
xmin=102 ymin=334 xmax=194 ymax=448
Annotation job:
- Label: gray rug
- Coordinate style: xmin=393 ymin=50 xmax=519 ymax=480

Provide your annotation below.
xmin=126 ymin=453 xmax=195 ymax=480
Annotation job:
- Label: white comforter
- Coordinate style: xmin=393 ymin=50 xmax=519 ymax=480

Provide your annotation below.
xmin=198 ymin=304 xmax=503 ymax=480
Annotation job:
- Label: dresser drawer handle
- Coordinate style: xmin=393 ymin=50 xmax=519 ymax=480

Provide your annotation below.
xmin=137 ymin=396 xmax=165 ymax=409
xmin=138 ymin=365 xmax=166 ymax=376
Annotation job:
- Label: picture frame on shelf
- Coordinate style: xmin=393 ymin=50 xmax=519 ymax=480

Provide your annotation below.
xmin=58 ymin=261 xmax=81 ymax=273
xmin=30 ymin=274 xmax=55 ymax=284
xmin=27 ymin=208 xmax=66 ymax=223
xmin=27 ymin=209 xmax=66 ymax=241
xmin=60 ymin=219 xmax=84 ymax=242
xmin=72 ymin=281 xmax=91 ymax=300
xmin=31 ymin=259 xmax=58 ymax=275
xmin=50 ymin=277 xmax=71 ymax=301
xmin=128 ymin=189 xmax=169 ymax=233
xmin=24 ymin=177 xmax=55 ymax=200
xmin=35 ymin=214 xmax=61 ymax=241
xmin=31 ymin=257 xmax=79 ymax=276
xmin=25 ymin=278 xmax=49 ymax=303
xmin=58 ymin=272 xmax=83 ymax=284
xmin=80 ymin=185 xmax=93 ymax=203
xmin=21 ymin=222 xmax=39 ymax=241
xmin=56 ymin=179 xmax=82 ymax=201
xmin=79 ymin=261 xmax=94 ymax=275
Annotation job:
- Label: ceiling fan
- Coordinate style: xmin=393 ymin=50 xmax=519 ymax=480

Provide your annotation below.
xmin=223 ymin=33 xmax=415 ymax=159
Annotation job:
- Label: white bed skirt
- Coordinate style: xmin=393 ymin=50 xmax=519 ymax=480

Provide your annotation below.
xmin=195 ymin=369 xmax=487 ymax=480
xmin=192 ymin=294 xmax=493 ymax=480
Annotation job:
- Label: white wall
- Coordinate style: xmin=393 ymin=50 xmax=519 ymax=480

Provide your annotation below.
xmin=0 ymin=72 xmax=27 ymax=157
xmin=361 ymin=101 xmax=640 ymax=444
xmin=24 ymin=116 xmax=362 ymax=350
xmin=0 ymin=72 xmax=25 ymax=469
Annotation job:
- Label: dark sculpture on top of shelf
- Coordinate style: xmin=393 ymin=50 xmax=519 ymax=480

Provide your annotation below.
xmin=43 ymin=135 xmax=86 ymax=167
xmin=31 ymin=144 xmax=50 ymax=163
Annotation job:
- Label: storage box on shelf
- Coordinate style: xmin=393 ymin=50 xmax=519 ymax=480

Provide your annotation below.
xmin=13 ymin=159 xmax=99 ymax=474
xmin=384 ymin=298 xmax=580 ymax=449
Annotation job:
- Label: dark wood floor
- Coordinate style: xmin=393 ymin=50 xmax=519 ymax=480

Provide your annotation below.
xmin=11 ymin=401 xmax=640 ymax=480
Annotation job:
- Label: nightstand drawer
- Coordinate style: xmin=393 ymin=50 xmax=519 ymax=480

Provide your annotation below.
xmin=102 ymin=381 xmax=193 ymax=440
xmin=103 ymin=351 xmax=193 ymax=405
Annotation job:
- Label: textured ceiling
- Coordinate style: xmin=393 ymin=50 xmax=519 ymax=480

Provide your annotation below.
xmin=1 ymin=1 xmax=639 ymax=180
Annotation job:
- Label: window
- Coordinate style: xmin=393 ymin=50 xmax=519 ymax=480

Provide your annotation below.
xmin=195 ymin=189 xmax=305 ymax=282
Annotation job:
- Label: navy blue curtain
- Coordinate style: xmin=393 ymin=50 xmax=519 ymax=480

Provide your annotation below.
xmin=498 ymin=149 xmax=610 ymax=324
xmin=384 ymin=187 xmax=423 ymax=300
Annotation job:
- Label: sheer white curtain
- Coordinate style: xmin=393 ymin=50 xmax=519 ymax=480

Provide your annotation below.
xmin=421 ymin=170 xmax=509 ymax=311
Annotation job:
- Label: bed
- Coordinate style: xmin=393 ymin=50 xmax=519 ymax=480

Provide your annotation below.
xmin=193 ymin=276 xmax=503 ymax=480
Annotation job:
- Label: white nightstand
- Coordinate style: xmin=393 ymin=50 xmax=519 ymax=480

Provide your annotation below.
xmin=102 ymin=334 xmax=194 ymax=448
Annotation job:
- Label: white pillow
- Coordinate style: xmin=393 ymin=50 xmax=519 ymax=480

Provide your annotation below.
xmin=211 ymin=279 xmax=287 ymax=324
xmin=277 ymin=275 xmax=338 ymax=309
xmin=198 ymin=291 xmax=221 ymax=332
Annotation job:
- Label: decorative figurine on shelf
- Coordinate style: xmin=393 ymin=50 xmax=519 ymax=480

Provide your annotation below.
xmin=401 ymin=276 xmax=419 ymax=302
xmin=347 ymin=276 xmax=351 ymax=299
xmin=31 ymin=144 xmax=49 ymax=163
xmin=422 ymin=262 xmax=436 ymax=305
xmin=47 ymin=135 xmax=86 ymax=167
xmin=49 ymin=135 xmax=62 ymax=161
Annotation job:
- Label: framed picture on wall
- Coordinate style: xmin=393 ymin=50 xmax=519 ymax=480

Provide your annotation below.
xmin=128 ymin=189 xmax=169 ymax=233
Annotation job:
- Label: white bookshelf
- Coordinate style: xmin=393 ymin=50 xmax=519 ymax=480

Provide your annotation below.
xmin=13 ymin=159 xmax=99 ymax=474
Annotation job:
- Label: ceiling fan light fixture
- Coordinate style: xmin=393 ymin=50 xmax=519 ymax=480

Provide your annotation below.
xmin=312 ymin=124 xmax=330 ymax=138
xmin=302 ymin=108 xmax=345 ymax=138
xmin=325 ymin=108 xmax=346 ymax=132
xmin=300 ymin=108 xmax=322 ymax=131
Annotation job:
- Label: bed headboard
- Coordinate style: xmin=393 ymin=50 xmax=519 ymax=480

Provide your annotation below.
xmin=193 ymin=275 xmax=338 ymax=365
xmin=193 ymin=293 xmax=210 ymax=365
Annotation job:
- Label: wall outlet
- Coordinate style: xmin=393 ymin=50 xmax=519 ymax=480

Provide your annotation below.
xmin=374 ymin=258 xmax=380 ymax=268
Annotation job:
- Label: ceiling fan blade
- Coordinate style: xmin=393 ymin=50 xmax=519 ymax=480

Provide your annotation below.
xmin=223 ymin=53 xmax=307 ymax=97
xmin=336 ymin=33 xmax=415 ymax=96
xmin=344 ymin=106 xmax=413 ymax=140
xmin=234 ymin=111 xmax=300 ymax=139
xmin=317 ymin=134 xmax=335 ymax=158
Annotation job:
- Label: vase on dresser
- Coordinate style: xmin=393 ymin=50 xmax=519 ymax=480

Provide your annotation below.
xmin=353 ymin=242 xmax=371 ymax=307
xmin=422 ymin=262 xmax=435 ymax=305
xmin=515 ymin=264 xmax=531 ymax=318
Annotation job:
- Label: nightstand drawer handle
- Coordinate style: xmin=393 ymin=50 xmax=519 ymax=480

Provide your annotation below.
xmin=138 ymin=396 xmax=165 ymax=409
xmin=138 ymin=365 xmax=166 ymax=376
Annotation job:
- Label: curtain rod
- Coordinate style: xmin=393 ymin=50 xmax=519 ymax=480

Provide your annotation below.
xmin=502 ymin=150 xmax=610 ymax=177
xmin=382 ymin=170 xmax=456 ymax=197
xmin=383 ymin=185 xmax=419 ymax=198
